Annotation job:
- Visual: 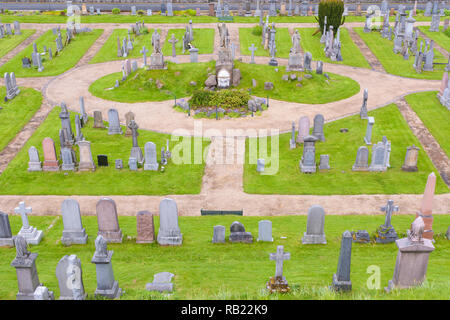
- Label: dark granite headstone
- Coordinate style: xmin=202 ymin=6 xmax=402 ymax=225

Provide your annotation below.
xmin=229 ymin=221 xmax=253 ymax=243
xmin=97 ymin=155 xmax=109 ymax=167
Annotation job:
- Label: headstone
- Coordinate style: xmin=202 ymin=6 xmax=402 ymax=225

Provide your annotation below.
xmin=0 ymin=212 xmax=14 ymax=247
xmin=55 ymin=254 xmax=86 ymax=300
xmin=59 ymin=103 xmax=74 ymax=146
xmin=124 ymin=111 xmax=135 ymax=137
xmin=79 ymin=97 xmax=88 ymax=126
xmin=77 ymin=140 xmax=96 ymax=172
xmin=312 ymin=114 xmax=325 ymax=142
xmin=91 ymin=235 xmax=122 ymax=299
xmin=330 ymin=231 xmax=352 ymax=292
xmin=93 ymin=110 xmax=105 ymax=128
xmin=299 ymin=135 xmax=318 ymax=173
xmin=212 ymin=225 xmax=226 ymax=243
xmin=157 ymin=198 xmax=183 ymax=246
xmin=189 ymin=47 xmax=199 ymax=63
xmin=296 ymin=116 xmax=310 ymax=143
xmin=249 ymin=43 xmax=257 ymax=64
xmin=61 ymin=199 xmax=88 ymax=245
xmin=360 ymin=89 xmax=368 ymax=119
xmin=42 ymin=138 xmax=59 ymax=171
xmin=145 ymin=272 xmax=174 ymax=293
xmin=369 ymin=140 xmax=389 ymax=172
xmin=96 ymin=198 xmax=123 ymax=243
xmin=136 ymin=211 xmax=155 ymax=243
xmin=318 ymin=154 xmax=330 ymax=170
xmin=266 ymin=245 xmax=291 ymax=293
xmin=364 ymin=116 xmax=375 ymax=145
xmin=316 ymin=61 xmax=323 ymax=74
xmin=351 ymin=230 xmax=370 ymax=243
xmin=11 ymin=236 xmax=54 ymax=300
xmin=302 ymin=205 xmax=327 ymax=244
xmin=416 ymin=172 xmax=436 ymax=240
xmin=128 ymin=157 xmax=138 ymax=171
xmin=107 ymin=109 xmax=123 ymax=135
xmin=257 ymin=220 xmax=273 ymax=242
xmin=27 ymin=146 xmax=42 ymax=172
xmin=229 ymin=221 xmax=253 ymax=243
xmin=131 ymin=6 xmax=136 ymax=15
xmin=61 ymin=147 xmax=76 ymax=171
xmin=13 ymin=21 xmax=21 ymax=35
xmin=33 ymin=286 xmax=53 ymax=300
xmin=144 ymin=142 xmax=159 ymax=171
xmin=376 ymin=200 xmax=399 ymax=244
xmin=385 ymin=217 xmax=435 ymax=292
xmin=402 ymin=145 xmax=420 ymax=172
xmin=352 ymin=146 xmax=369 ymax=171
xmin=115 ymin=159 xmax=123 ymax=170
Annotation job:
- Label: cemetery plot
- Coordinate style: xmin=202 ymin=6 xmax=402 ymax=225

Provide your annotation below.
xmin=0 ymin=214 xmax=449 ymax=299
xmin=404 ymin=91 xmax=450 ymax=157
xmin=297 ymin=27 xmax=371 ymax=69
xmin=0 ymin=29 xmax=103 ymax=77
xmin=162 ymin=28 xmax=215 ymax=56
xmin=354 ymin=27 xmax=446 ymax=80
xmin=89 ymin=61 xmax=213 ymax=103
xmin=0 ymin=107 xmax=209 ymax=195
xmin=417 ymin=26 xmax=450 ymax=52
xmin=0 ymin=86 xmax=42 ymax=152
xmin=244 ymin=104 xmax=448 ymax=195
xmin=0 ymin=29 xmax=35 ymax=59
xmin=90 ymin=28 xmax=158 ymax=64
xmin=239 ymin=27 xmax=292 ymax=58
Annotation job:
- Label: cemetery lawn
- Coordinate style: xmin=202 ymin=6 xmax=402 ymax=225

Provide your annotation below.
xmin=234 ymin=61 xmax=360 ymax=104
xmin=0 ymin=87 xmax=43 ymax=152
xmin=89 ymin=60 xmax=359 ymax=104
xmin=0 ymin=214 xmax=449 ymax=300
xmin=417 ymin=26 xmax=450 ymax=52
xmin=239 ymin=27 xmax=292 ymax=59
xmin=89 ymin=28 xmax=158 ymax=64
xmin=89 ymin=61 xmax=215 ymax=102
xmin=354 ymin=27 xmax=446 ymax=80
xmin=0 ymin=29 xmax=103 ymax=77
xmin=0 ymin=107 xmax=209 ymax=195
xmin=162 ymin=28 xmax=215 ymax=56
xmin=243 ymin=104 xmax=448 ymax=195
xmin=404 ymin=91 xmax=450 ymax=158
xmin=0 ymin=29 xmax=35 ymax=59
xmin=297 ymin=27 xmax=371 ymax=69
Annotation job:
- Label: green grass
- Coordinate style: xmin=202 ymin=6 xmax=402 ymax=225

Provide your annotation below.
xmin=404 ymin=91 xmax=450 ymax=158
xmin=89 ymin=61 xmax=215 ymax=102
xmin=354 ymin=27 xmax=446 ymax=80
xmin=0 ymin=107 xmax=209 ymax=195
xmin=244 ymin=104 xmax=448 ymax=195
xmin=418 ymin=26 xmax=450 ymax=52
xmin=297 ymin=27 xmax=371 ymax=69
xmin=89 ymin=28 xmax=158 ymax=64
xmin=0 ymin=214 xmax=448 ymax=300
xmin=239 ymin=27 xmax=292 ymax=58
xmin=234 ymin=61 xmax=360 ymax=104
xmin=0 ymin=29 xmax=35 ymax=59
xmin=0 ymin=29 xmax=103 ymax=77
xmin=89 ymin=60 xmax=360 ymax=104
xmin=162 ymin=28 xmax=215 ymax=56
xmin=0 ymin=87 xmax=43 ymax=152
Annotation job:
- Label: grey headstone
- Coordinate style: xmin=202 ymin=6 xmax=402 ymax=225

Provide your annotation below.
xmin=115 ymin=159 xmax=123 ymax=170
xmin=0 ymin=212 xmax=14 ymax=246
xmin=128 ymin=157 xmax=138 ymax=171
xmin=55 ymin=254 xmax=86 ymax=300
xmin=330 ymin=231 xmax=352 ymax=291
xmin=61 ymin=199 xmax=88 ymax=245
xmin=302 ymin=205 xmax=327 ymax=244
xmin=157 ymin=198 xmax=183 ymax=246
xmin=144 ymin=142 xmax=159 ymax=171
xmin=312 ymin=114 xmax=325 ymax=141
xmin=212 ymin=225 xmax=226 ymax=243
xmin=27 ymin=146 xmax=42 ymax=172
xmin=145 ymin=272 xmax=174 ymax=292
xmin=352 ymin=146 xmax=369 ymax=171
xmin=258 ymin=220 xmax=273 ymax=242
xmin=107 ymin=109 xmax=122 ymax=135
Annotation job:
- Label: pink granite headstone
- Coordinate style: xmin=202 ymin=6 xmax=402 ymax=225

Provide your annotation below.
xmin=416 ymin=172 xmax=436 ymax=240
xmin=439 ymin=72 xmax=448 ymax=96
xmin=296 ymin=116 xmax=310 ymax=143
xmin=42 ymin=137 xmax=59 ymax=171
xmin=96 ymin=198 xmax=123 ymax=243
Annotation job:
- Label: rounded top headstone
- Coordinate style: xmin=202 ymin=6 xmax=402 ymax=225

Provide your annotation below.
xmin=230 ymin=221 xmax=245 ymax=233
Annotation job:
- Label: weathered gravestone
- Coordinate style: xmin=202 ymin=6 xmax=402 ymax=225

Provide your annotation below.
xmin=385 ymin=217 xmax=435 ymax=292
xmin=115 ymin=159 xmax=123 ymax=170
xmin=299 ymin=135 xmax=318 ymax=173
xmin=364 ymin=117 xmax=375 ymax=145
xmin=61 ymin=147 xmax=76 ymax=171
xmin=369 ymin=139 xmax=390 ymax=172
xmin=61 ymin=199 xmax=88 ymax=245
xmin=11 ymin=236 xmax=54 ymax=300
xmin=376 ymin=200 xmax=399 ymax=244
xmin=136 ymin=211 xmax=155 ymax=243
xmin=91 ymin=235 xmax=122 ymax=299
xmin=402 ymin=145 xmax=420 ymax=172
xmin=129 ymin=157 xmax=138 ymax=171
xmin=360 ymin=89 xmax=368 ymax=119
xmin=302 ymin=205 xmax=327 ymax=244
xmin=352 ymin=146 xmax=369 ymax=171
xmin=258 ymin=220 xmax=273 ymax=242
xmin=42 ymin=137 xmax=60 ymax=171
xmin=77 ymin=140 xmax=96 ymax=171
xmin=146 ymin=272 xmax=174 ymax=293
xmin=296 ymin=116 xmax=310 ymax=143
xmin=157 ymin=198 xmax=183 ymax=246
xmin=266 ymin=245 xmax=291 ymax=293
xmin=129 ymin=120 xmax=144 ymax=164
xmin=330 ymin=231 xmax=352 ymax=292
xmin=212 ymin=225 xmax=226 ymax=243
xmin=312 ymin=114 xmax=325 ymax=141
xmin=144 ymin=142 xmax=159 ymax=171
xmin=96 ymin=198 xmax=123 ymax=243
xmin=319 ymin=154 xmax=330 ymax=170
xmin=107 ymin=109 xmax=123 ymax=135
xmin=416 ymin=172 xmax=436 ymax=240
xmin=351 ymin=230 xmax=370 ymax=243
xmin=0 ymin=212 xmax=14 ymax=247
xmin=15 ymin=201 xmax=43 ymax=245
xmin=93 ymin=110 xmax=105 ymax=128
xmin=27 ymin=146 xmax=42 ymax=172
xmin=55 ymin=254 xmax=86 ymax=300
xmin=229 ymin=221 xmax=253 ymax=243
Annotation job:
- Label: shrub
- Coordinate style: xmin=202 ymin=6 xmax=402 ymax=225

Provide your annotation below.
xmin=137 ymin=10 xmax=145 ymax=16
xmin=186 ymin=9 xmax=197 ymax=16
xmin=444 ymin=27 xmax=450 ymax=38
xmin=210 ymin=89 xmax=250 ymax=109
xmin=112 ymin=8 xmax=120 ymax=15
xmin=252 ymin=25 xmax=262 ymax=36
xmin=316 ymin=0 xmax=345 ymax=36
xmin=190 ymin=90 xmax=214 ymax=107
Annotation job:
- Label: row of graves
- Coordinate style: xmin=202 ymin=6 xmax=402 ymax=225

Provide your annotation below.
xmin=0 ymin=20 xmax=21 ymax=38
xmin=368 ymin=4 xmax=448 ymax=74
xmin=320 ymin=17 xmax=343 ymax=62
xmin=116 ymin=21 xmax=148 ymax=59
xmin=1 ymin=173 xmax=446 ymax=299
xmin=26 ymin=100 xmax=171 ymax=173
xmin=21 ymin=26 xmax=93 ymax=73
